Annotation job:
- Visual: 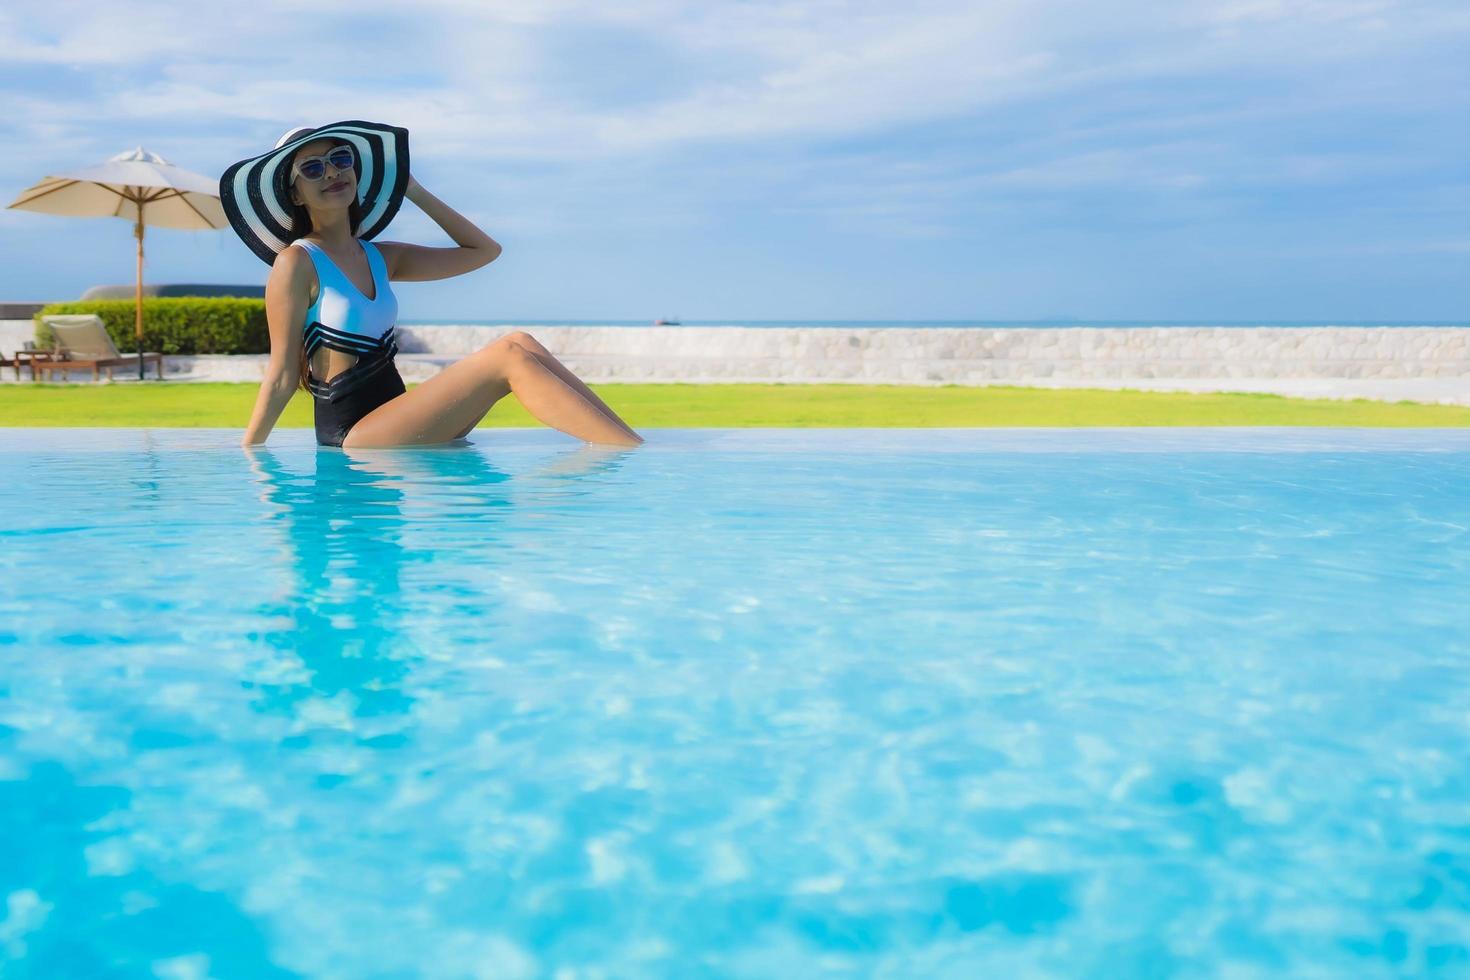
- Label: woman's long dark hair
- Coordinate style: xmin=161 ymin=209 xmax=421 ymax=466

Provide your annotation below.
xmin=278 ymin=138 xmax=367 ymax=392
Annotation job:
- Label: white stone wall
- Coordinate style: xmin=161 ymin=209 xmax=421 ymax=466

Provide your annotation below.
xmin=0 ymin=320 xmax=36 ymax=355
xmin=5 ymin=319 xmax=1467 ymax=384
xmin=397 ymin=325 xmax=1470 ymax=381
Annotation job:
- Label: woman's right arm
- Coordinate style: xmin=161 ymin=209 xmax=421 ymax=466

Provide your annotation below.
xmin=242 ymin=247 xmax=312 ymax=447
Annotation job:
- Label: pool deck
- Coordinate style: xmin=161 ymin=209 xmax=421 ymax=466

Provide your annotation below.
xmin=6 ymin=426 xmax=1470 ymax=454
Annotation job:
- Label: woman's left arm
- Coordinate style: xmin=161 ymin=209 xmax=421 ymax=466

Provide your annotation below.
xmin=382 ymin=175 xmax=502 ymax=281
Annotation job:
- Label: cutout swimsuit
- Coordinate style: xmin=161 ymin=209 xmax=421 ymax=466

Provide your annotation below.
xmin=291 ymin=238 xmax=405 ymax=447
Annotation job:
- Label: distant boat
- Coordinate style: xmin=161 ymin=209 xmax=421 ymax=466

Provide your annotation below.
xmin=653 ymin=316 xmax=681 ymax=325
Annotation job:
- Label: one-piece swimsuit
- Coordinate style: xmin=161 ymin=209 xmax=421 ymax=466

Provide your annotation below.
xmin=290 ymin=238 xmax=404 ymax=447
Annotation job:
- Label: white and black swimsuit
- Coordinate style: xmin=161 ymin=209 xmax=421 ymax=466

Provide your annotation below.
xmin=290 ymin=238 xmax=405 ymax=447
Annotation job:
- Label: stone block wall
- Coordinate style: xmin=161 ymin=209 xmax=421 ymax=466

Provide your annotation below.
xmin=396 ymin=325 xmax=1470 ymax=383
xmin=4 ymin=319 xmax=1466 ymax=385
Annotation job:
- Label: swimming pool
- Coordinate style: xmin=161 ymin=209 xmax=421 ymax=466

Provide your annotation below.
xmin=1 ymin=427 xmax=1467 ymax=977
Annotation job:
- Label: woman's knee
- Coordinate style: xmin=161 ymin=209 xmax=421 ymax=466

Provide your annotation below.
xmin=476 ymin=335 xmax=524 ymax=359
xmin=474 ymin=338 xmax=534 ymax=378
xmin=475 ymin=331 xmax=541 ymax=364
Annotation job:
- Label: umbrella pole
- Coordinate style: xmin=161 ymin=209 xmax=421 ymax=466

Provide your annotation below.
xmin=134 ymin=212 xmax=145 ymax=380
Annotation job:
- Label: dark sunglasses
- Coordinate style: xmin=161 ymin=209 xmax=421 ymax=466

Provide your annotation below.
xmin=290 ymin=146 xmax=355 ymax=182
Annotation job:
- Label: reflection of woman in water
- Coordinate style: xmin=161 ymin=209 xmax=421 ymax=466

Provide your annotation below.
xmin=242 ymin=442 xmax=634 ymax=725
xmin=244 ymin=448 xmax=425 ymax=721
xmin=221 ymin=119 xmax=644 ymax=450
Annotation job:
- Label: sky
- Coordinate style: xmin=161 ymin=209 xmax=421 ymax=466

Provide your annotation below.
xmin=0 ymin=0 xmax=1466 ymax=323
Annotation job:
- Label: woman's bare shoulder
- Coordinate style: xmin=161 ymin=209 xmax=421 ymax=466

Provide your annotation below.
xmin=270 ymin=242 xmax=319 ymax=303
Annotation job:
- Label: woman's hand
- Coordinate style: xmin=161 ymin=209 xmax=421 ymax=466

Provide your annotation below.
xmin=405 ymin=173 xmax=422 ymax=199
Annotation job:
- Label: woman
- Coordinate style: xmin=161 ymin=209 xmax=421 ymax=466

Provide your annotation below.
xmin=221 ymin=120 xmax=643 ymax=449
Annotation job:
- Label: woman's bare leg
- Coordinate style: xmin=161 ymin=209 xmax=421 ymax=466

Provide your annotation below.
xmin=343 ymin=339 xmax=641 ymax=448
xmin=506 ymin=331 xmax=639 ymax=440
xmin=451 ymin=330 xmax=639 ymax=441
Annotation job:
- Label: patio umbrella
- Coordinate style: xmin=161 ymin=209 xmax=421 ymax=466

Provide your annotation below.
xmin=5 ymin=147 xmax=229 ymax=379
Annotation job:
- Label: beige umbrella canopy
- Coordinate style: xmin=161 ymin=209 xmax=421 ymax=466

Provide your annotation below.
xmin=5 ymin=146 xmax=228 ymax=379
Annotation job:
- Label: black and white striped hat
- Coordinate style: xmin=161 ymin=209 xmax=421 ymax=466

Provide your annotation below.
xmin=218 ymin=119 xmax=410 ymax=265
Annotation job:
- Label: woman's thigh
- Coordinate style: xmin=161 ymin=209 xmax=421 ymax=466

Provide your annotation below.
xmin=342 ymin=346 xmax=515 ymax=448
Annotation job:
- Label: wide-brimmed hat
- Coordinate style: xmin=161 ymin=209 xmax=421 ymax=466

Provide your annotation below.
xmin=218 ymin=119 xmax=409 ymax=265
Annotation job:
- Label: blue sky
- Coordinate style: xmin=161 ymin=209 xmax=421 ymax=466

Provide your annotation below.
xmin=1 ymin=0 xmax=1466 ymax=322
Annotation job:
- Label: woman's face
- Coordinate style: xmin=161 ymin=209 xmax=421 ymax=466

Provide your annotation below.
xmin=288 ymin=138 xmax=356 ymax=210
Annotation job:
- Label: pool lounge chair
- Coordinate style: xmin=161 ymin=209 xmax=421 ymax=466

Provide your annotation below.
xmin=36 ymin=315 xmax=165 ymax=381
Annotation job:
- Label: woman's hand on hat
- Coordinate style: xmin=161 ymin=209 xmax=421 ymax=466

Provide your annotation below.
xmin=405 ymin=173 xmax=422 ymax=199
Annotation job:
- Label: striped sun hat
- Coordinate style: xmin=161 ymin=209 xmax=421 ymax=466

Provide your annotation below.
xmin=218 ymin=119 xmax=410 ymax=265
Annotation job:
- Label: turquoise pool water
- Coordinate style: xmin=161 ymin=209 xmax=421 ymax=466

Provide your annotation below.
xmin=1 ymin=427 xmax=1467 ymax=978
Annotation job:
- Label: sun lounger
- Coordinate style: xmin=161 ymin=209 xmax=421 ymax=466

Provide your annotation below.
xmin=36 ymin=315 xmax=165 ymax=381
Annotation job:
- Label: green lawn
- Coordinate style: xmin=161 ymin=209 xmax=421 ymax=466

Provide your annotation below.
xmin=1 ymin=381 xmax=1467 ymax=427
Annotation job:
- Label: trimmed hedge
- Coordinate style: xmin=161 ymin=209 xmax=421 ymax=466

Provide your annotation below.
xmin=34 ymin=298 xmax=268 ymax=355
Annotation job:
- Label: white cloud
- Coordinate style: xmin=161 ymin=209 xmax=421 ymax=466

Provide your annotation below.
xmin=4 ymin=0 xmax=1465 ymax=164
xmin=0 ymin=0 xmax=1465 ymax=246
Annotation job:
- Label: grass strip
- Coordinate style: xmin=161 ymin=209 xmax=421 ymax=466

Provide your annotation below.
xmin=1 ymin=381 xmax=1466 ymax=427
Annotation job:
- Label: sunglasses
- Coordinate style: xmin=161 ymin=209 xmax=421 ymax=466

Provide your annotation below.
xmin=290 ymin=146 xmax=356 ymax=182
